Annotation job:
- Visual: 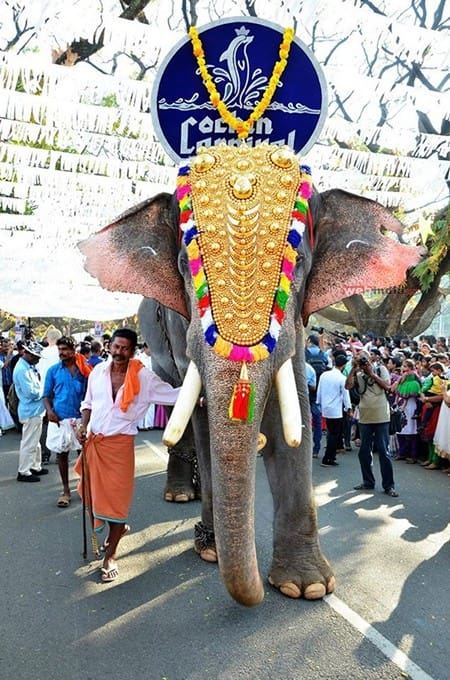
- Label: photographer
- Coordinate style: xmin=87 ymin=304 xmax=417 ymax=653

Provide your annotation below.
xmin=345 ymin=351 xmax=399 ymax=497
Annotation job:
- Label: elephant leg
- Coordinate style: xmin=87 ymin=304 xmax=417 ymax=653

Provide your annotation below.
xmin=164 ymin=442 xmax=200 ymax=502
xmin=191 ymin=412 xmax=217 ymax=563
xmin=262 ymin=402 xmax=336 ymax=600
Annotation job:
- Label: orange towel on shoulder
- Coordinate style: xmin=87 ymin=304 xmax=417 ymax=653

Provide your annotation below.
xmin=120 ymin=358 xmax=144 ymax=412
xmin=74 ymin=433 xmax=135 ymax=533
xmin=75 ymin=352 xmax=92 ymax=377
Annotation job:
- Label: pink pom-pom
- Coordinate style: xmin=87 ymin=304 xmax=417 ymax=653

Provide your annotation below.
xmin=176 ymin=184 xmax=191 ymax=200
xmin=281 ymin=259 xmax=294 ymax=277
xmin=189 ymin=257 xmax=203 ymax=276
xmin=229 ymin=345 xmax=254 ymax=362
xmin=300 ymin=182 xmax=312 ymax=199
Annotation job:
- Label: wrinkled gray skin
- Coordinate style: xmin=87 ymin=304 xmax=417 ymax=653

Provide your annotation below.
xmin=138 ymin=299 xmax=200 ymax=502
xmin=79 ymin=188 xmax=422 ymax=606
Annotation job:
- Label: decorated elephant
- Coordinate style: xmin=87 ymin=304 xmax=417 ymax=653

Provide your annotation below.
xmin=80 ymin=142 xmax=422 ymax=606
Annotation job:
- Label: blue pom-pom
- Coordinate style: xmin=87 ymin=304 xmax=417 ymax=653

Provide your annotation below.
xmin=205 ymin=325 xmax=218 ymax=346
xmin=287 ymin=230 xmax=301 ymax=248
xmin=262 ymin=333 xmax=276 ymax=353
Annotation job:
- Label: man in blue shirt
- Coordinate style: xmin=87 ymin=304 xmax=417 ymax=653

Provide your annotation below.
xmin=43 ymin=336 xmax=91 ymax=507
xmin=13 ymin=342 xmax=48 ymax=482
xmin=305 ymin=334 xmax=329 ymax=457
xmin=87 ymin=340 xmax=104 ymax=368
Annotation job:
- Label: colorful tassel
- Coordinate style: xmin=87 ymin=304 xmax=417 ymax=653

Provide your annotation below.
xmin=228 ymin=362 xmax=255 ymax=422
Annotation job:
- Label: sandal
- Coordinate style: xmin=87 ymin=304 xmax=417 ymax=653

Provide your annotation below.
xmin=57 ymin=493 xmax=71 ymax=508
xmin=100 ymin=524 xmax=130 ymax=552
xmin=100 ymin=566 xmax=119 ymax=582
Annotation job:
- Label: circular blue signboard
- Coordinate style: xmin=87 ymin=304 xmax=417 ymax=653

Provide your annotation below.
xmin=151 ymin=17 xmax=328 ymax=162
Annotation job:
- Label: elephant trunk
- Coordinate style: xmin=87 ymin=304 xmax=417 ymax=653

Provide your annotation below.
xmin=210 ymin=423 xmax=264 ymax=606
xmin=163 ymin=358 xmax=302 ymax=606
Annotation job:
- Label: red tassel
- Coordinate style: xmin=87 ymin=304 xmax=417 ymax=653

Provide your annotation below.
xmin=228 ymin=363 xmax=255 ymax=422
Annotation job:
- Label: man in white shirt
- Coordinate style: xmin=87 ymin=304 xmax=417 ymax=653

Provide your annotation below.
xmin=75 ymin=328 xmax=180 ymax=583
xmin=38 ymin=327 xmax=62 ymax=464
xmin=316 ymin=353 xmax=352 ymax=467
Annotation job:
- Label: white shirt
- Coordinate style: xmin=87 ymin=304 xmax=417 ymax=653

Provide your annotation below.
xmin=316 ymin=367 xmax=351 ymax=418
xmin=81 ymin=360 xmax=180 ymax=436
xmin=38 ymin=345 xmax=60 ymax=384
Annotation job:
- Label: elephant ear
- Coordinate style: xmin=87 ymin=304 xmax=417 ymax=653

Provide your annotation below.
xmin=302 ymin=189 xmax=424 ymax=321
xmin=78 ymin=193 xmax=189 ymax=318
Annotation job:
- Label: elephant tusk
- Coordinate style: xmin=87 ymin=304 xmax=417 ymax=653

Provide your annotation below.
xmin=162 ymin=361 xmax=202 ymax=447
xmin=275 ymin=359 xmax=302 ymax=447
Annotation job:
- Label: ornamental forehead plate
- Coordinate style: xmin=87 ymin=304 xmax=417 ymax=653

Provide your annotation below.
xmin=189 ymin=143 xmax=300 ymax=346
xmin=152 ymin=17 xmax=328 ymax=162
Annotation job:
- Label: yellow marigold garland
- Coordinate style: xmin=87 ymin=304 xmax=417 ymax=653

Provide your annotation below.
xmin=189 ymin=26 xmax=295 ymax=140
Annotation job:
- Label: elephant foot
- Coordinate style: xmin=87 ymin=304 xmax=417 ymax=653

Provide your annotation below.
xmin=268 ymin=575 xmax=335 ymax=599
xmin=164 ymin=486 xmax=196 ymax=503
xmin=268 ymin=547 xmax=336 ymax=600
xmin=194 ymin=545 xmax=218 ymax=563
xmin=194 ymin=522 xmax=217 ymax=562
xmin=164 ymin=450 xmax=200 ymax=503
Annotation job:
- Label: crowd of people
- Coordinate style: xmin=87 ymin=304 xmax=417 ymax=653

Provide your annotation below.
xmin=307 ymin=328 xmax=450 ymax=494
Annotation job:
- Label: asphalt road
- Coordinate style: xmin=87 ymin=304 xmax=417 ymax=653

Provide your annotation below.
xmin=0 ymin=427 xmax=448 ymax=680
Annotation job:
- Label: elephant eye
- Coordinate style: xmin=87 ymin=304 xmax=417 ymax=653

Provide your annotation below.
xmin=178 ymin=252 xmax=189 ymax=275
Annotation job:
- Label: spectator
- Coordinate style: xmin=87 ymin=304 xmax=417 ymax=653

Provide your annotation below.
xmin=136 ymin=343 xmax=155 ymax=430
xmin=87 ymin=340 xmax=104 ymax=368
xmin=13 ymin=342 xmax=48 ymax=482
xmin=101 ymin=333 xmax=111 ymax=359
xmin=418 ymin=364 xmax=445 ymax=471
xmin=345 ymin=351 xmax=399 ymax=497
xmin=0 ymin=337 xmax=14 ymax=401
xmin=418 ymin=362 xmax=446 ymax=434
xmin=10 ymin=340 xmax=25 ymax=373
xmin=305 ymin=333 xmax=329 ymax=458
xmin=38 ymin=327 xmax=62 ymax=464
xmin=78 ymin=341 xmax=92 ymax=365
xmin=0 ymin=353 xmax=15 ymax=435
xmin=38 ymin=327 xmax=62 ymax=384
xmin=393 ymin=359 xmax=422 ymax=463
xmin=433 ymin=382 xmax=450 ymax=474
xmin=43 ymin=336 xmax=91 ymax=507
xmin=305 ymin=360 xmax=318 ymax=457
xmin=316 ymin=353 xmax=352 ymax=467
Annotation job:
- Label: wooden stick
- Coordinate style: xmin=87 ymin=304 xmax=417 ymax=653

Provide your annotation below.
xmin=81 ymin=442 xmax=100 ymax=558
xmin=81 ymin=448 xmax=88 ymax=559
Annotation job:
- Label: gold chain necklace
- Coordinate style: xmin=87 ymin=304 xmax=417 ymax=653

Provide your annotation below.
xmin=189 ymin=26 xmax=294 ymax=140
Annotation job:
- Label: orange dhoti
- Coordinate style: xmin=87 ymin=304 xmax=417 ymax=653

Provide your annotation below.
xmin=74 ymin=433 xmax=135 ymax=533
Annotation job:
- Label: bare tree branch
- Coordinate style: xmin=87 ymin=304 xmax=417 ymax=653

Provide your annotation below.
xmin=181 ymin=0 xmax=198 ymax=31
xmin=119 ymin=0 xmax=152 ymax=23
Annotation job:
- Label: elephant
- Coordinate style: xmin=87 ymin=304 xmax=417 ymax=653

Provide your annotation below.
xmin=79 ymin=142 xmax=422 ymax=606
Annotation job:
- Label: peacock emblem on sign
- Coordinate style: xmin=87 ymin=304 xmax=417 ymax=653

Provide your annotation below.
xmin=158 ymin=26 xmax=321 ymax=118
